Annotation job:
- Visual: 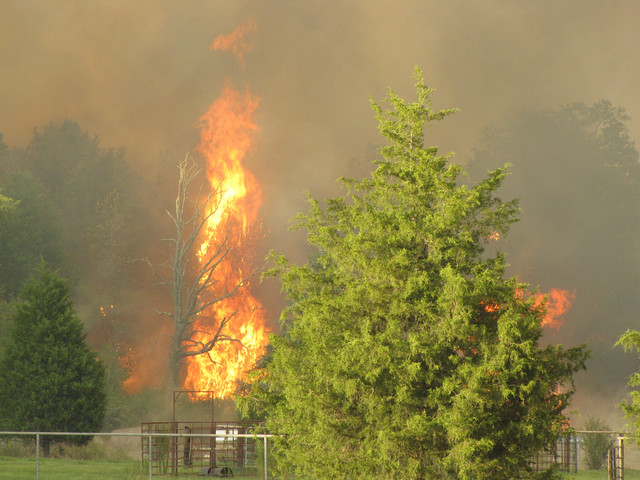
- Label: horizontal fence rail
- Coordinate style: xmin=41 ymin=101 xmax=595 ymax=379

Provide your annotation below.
xmin=0 ymin=430 xmax=274 ymax=480
xmin=3 ymin=429 xmax=638 ymax=479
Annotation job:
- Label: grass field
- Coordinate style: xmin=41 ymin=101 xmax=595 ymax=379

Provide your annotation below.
xmin=0 ymin=456 xmax=261 ymax=479
xmin=0 ymin=457 xmax=149 ymax=480
xmin=4 ymin=456 xmax=640 ymax=480
xmin=0 ymin=458 xmax=623 ymax=480
xmin=557 ymin=469 xmax=640 ymax=480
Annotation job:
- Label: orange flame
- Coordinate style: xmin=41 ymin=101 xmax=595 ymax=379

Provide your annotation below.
xmin=211 ymin=18 xmax=257 ymax=67
xmin=481 ymin=300 xmax=500 ymax=313
xmin=534 ymin=288 xmax=576 ymax=329
xmin=182 ymin=40 xmax=269 ymax=398
xmin=482 ymin=288 xmax=576 ymax=329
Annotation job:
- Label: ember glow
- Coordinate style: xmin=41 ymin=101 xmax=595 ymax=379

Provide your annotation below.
xmin=481 ymin=300 xmax=500 ymax=313
xmin=182 ymin=23 xmax=269 ymax=399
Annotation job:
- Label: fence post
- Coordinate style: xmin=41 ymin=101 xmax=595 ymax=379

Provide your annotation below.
xmin=264 ymin=435 xmax=268 ymax=480
xmin=148 ymin=434 xmax=153 ymax=480
xmin=618 ymin=436 xmax=624 ymax=480
xmin=36 ymin=433 xmax=40 ymax=480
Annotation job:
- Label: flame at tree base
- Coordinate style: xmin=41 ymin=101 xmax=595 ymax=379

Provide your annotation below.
xmin=183 ymin=287 xmax=269 ymax=399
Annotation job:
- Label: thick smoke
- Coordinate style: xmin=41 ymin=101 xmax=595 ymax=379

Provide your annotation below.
xmin=1 ymin=0 xmax=639 ymax=427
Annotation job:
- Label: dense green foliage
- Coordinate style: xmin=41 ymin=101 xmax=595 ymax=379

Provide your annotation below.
xmin=0 ymin=190 xmax=17 ymax=299
xmin=0 ymin=299 xmax=16 ymax=357
xmin=0 ymin=265 xmax=107 ymax=455
xmin=243 ymin=71 xmax=589 ymax=480
xmin=0 ymin=172 xmax=63 ymax=295
xmin=616 ymin=330 xmax=640 ymax=435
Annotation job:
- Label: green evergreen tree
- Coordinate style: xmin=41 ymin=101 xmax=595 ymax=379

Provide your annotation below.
xmin=243 ymin=70 xmax=589 ymax=480
xmin=0 ymin=264 xmax=106 ymax=456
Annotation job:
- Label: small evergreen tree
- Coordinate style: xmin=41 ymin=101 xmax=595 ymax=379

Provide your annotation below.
xmin=244 ymin=70 xmax=589 ymax=480
xmin=0 ymin=264 xmax=106 ymax=456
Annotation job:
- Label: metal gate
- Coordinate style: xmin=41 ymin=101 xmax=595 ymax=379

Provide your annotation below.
xmin=608 ymin=437 xmax=624 ymax=480
xmin=141 ymin=421 xmax=263 ymax=477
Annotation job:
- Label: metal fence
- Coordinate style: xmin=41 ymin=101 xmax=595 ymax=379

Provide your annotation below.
xmin=5 ymin=429 xmax=640 ymax=479
xmin=141 ymin=421 xmax=263 ymax=477
xmin=0 ymin=430 xmax=273 ymax=479
xmin=529 ymin=433 xmax=579 ymax=474
xmin=606 ymin=435 xmax=640 ymax=480
xmin=568 ymin=431 xmax=640 ymax=480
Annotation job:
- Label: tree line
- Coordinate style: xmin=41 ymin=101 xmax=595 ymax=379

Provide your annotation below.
xmin=0 ymin=121 xmax=162 ymax=450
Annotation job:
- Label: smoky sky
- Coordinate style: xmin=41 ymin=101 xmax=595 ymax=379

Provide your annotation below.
xmin=2 ymin=0 xmax=640 ymax=427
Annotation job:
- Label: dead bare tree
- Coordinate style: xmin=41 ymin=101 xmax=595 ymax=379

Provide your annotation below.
xmin=143 ymin=154 xmax=257 ymax=391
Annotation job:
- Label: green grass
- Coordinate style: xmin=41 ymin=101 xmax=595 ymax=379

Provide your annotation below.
xmin=558 ymin=469 xmax=640 ymax=480
xmin=0 ymin=457 xmax=148 ymax=480
xmin=4 ymin=457 xmax=640 ymax=480
xmin=0 ymin=456 xmax=259 ymax=479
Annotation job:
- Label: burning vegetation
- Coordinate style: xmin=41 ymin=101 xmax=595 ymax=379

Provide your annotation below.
xmin=181 ymin=20 xmax=269 ymax=398
xmin=110 ymin=20 xmax=269 ymax=398
xmin=182 ymin=84 xmax=269 ymax=398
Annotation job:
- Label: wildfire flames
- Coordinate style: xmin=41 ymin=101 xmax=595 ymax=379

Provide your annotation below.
xmin=118 ymin=20 xmax=574 ymax=396
xmin=211 ymin=19 xmax=257 ymax=69
xmin=534 ymin=288 xmax=576 ymax=329
xmin=485 ymin=232 xmax=575 ymax=328
xmin=181 ymin=21 xmax=269 ymax=398
xmin=483 ymin=288 xmax=576 ymax=329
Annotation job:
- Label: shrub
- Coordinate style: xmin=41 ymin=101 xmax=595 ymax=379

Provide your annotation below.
xmin=582 ymin=416 xmax=614 ymax=470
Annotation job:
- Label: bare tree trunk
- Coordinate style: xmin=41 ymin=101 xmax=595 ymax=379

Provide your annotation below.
xmin=168 ymin=336 xmax=183 ymax=392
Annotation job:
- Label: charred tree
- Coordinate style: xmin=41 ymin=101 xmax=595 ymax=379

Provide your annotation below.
xmin=144 ymin=154 xmax=255 ymax=392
